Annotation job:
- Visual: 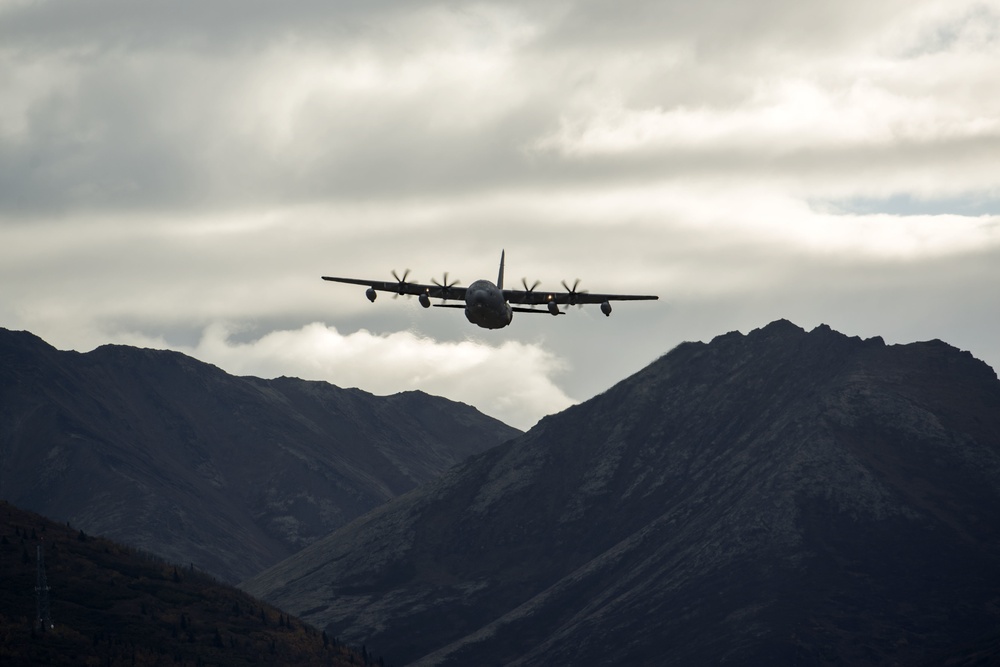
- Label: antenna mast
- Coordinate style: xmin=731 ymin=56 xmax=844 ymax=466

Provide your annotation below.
xmin=36 ymin=542 xmax=52 ymax=631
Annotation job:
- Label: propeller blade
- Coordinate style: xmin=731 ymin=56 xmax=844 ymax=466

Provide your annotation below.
xmin=431 ymin=272 xmax=460 ymax=289
xmin=391 ymin=269 xmax=412 ymax=298
xmin=519 ymin=278 xmax=541 ymax=304
xmin=561 ymin=278 xmax=587 ymax=307
xmin=561 ymin=278 xmax=581 ymax=293
xmin=431 ymin=272 xmax=460 ymax=300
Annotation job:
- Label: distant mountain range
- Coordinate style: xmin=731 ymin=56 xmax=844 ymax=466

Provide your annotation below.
xmin=0 ymin=328 xmax=519 ymax=583
xmin=243 ymin=320 xmax=1000 ymax=666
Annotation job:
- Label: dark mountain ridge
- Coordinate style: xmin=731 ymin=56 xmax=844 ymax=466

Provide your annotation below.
xmin=244 ymin=320 xmax=1000 ymax=665
xmin=0 ymin=328 xmax=519 ymax=583
xmin=0 ymin=500 xmax=370 ymax=666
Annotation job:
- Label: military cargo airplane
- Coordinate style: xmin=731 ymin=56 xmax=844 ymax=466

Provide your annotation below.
xmin=322 ymin=251 xmax=658 ymax=330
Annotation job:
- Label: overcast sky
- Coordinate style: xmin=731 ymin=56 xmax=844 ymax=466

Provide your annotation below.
xmin=2 ymin=0 xmax=998 ymax=429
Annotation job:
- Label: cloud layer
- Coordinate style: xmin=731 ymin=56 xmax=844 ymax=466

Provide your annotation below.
xmin=2 ymin=0 xmax=999 ymax=427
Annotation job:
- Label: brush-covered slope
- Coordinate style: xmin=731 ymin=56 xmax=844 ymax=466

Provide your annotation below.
xmin=0 ymin=500 xmax=376 ymax=667
xmin=243 ymin=320 xmax=1000 ymax=666
xmin=0 ymin=328 xmax=519 ymax=582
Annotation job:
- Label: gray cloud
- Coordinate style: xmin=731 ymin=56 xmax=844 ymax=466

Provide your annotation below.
xmin=5 ymin=0 xmax=998 ymax=211
xmin=2 ymin=0 xmax=999 ymax=427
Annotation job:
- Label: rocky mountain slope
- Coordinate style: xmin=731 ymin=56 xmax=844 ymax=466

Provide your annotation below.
xmin=243 ymin=320 xmax=1000 ymax=666
xmin=0 ymin=328 xmax=519 ymax=582
xmin=0 ymin=500 xmax=373 ymax=667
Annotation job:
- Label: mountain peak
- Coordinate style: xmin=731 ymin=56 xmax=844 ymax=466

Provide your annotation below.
xmin=754 ymin=316 xmax=805 ymax=336
xmin=0 ymin=330 xmax=519 ymax=583
xmin=246 ymin=320 xmax=1000 ymax=666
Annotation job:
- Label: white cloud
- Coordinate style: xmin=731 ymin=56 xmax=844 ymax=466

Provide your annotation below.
xmin=155 ymin=322 xmax=574 ymax=430
xmin=531 ymin=74 xmax=1000 ymax=159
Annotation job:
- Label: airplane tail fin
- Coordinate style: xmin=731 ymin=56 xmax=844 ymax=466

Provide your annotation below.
xmin=498 ymin=249 xmax=505 ymax=289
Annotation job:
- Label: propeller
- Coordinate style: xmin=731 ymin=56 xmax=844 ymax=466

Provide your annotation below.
xmin=561 ymin=278 xmax=588 ymax=307
xmin=431 ymin=272 xmax=461 ymax=300
xmin=519 ymin=278 xmax=541 ymax=305
xmin=391 ymin=269 xmax=411 ymax=298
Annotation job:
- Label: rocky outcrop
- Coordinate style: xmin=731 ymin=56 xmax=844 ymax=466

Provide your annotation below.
xmin=0 ymin=328 xmax=519 ymax=582
xmin=243 ymin=320 xmax=1000 ymax=665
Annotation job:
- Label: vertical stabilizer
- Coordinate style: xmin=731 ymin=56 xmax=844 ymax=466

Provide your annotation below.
xmin=498 ymin=250 xmax=505 ymax=289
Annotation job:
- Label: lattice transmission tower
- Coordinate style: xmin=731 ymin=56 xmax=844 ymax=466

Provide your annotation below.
xmin=36 ymin=542 xmax=52 ymax=631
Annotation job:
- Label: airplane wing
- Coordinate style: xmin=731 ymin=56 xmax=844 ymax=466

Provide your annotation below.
xmin=503 ymin=286 xmax=658 ymax=307
xmin=322 ymin=276 xmax=468 ymax=302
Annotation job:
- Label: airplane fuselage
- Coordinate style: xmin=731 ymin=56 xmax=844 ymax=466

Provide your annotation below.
xmin=465 ymin=279 xmax=513 ymax=329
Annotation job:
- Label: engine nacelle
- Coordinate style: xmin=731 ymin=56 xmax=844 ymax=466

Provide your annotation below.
xmin=601 ymin=300 xmax=612 ymax=317
xmin=547 ymin=301 xmax=560 ymax=316
xmin=419 ymin=293 xmax=431 ymax=308
xmin=366 ymin=287 xmax=377 ymax=302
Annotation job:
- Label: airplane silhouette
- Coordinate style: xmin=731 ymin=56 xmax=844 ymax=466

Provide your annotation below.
xmin=322 ymin=251 xmax=658 ymax=330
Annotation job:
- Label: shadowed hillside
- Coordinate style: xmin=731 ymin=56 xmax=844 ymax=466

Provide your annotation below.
xmin=0 ymin=328 xmax=518 ymax=583
xmin=0 ymin=500 xmax=383 ymax=667
xmin=244 ymin=320 xmax=1000 ymax=666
